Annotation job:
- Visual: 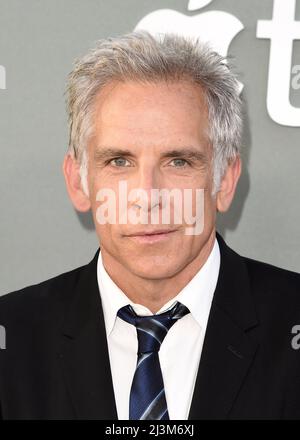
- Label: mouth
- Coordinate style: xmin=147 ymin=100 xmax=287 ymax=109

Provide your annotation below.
xmin=124 ymin=229 xmax=178 ymax=243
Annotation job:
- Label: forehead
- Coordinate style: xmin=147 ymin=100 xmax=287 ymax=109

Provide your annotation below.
xmin=91 ymin=80 xmax=210 ymax=151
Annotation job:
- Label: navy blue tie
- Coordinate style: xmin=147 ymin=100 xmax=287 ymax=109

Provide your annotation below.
xmin=117 ymin=301 xmax=190 ymax=420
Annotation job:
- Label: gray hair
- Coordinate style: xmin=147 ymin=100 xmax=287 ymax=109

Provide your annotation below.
xmin=66 ymin=30 xmax=243 ymax=196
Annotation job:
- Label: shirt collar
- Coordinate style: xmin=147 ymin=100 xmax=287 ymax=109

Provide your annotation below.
xmin=97 ymin=236 xmax=220 ymax=337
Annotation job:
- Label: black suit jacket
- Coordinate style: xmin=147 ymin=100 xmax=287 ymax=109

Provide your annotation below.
xmin=1 ymin=232 xmax=300 ymax=420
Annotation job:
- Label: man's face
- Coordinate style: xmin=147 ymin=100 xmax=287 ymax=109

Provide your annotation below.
xmin=86 ymin=80 xmax=217 ymax=279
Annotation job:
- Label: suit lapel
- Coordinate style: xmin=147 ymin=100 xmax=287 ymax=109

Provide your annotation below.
xmin=58 ymin=249 xmax=118 ymax=419
xmin=188 ymin=233 xmax=259 ymax=419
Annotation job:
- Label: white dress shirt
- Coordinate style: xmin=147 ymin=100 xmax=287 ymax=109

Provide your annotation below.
xmin=97 ymin=237 xmax=220 ymax=420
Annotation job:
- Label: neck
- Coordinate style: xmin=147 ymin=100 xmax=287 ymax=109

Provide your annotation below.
xmin=101 ymin=230 xmax=216 ymax=314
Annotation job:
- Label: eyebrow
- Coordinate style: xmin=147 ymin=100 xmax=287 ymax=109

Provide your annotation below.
xmin=159 ymin=148 xmax=207 ymax=163
xmin=94 ymin=147 xmax=135 ymax=162
xmin=94 ymin=146 xmax=208 ymax=163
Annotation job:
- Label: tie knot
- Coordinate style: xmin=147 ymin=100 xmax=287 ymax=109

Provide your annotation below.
xmin=117 ymin=301 xmax=190 ymax=354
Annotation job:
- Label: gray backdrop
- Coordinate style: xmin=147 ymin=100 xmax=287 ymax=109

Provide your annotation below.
xmin=0 ymin=0 xmax=299 ymax=295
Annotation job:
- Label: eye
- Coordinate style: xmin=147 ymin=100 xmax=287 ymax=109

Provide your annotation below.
xmin=170 ymin=158 xmax=190 ymax=168
xmin=109 ymin=157 xmax=131 ymax=167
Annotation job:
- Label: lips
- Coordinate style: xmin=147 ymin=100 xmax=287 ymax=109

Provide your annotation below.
xmin=126 ymin=229 xmax=177 ymax=237
xmin=124 ymin=228 xmax=178 ymax=243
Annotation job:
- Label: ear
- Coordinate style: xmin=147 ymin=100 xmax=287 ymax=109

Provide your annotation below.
xmin=62 ymin=153 xmax=91 ymax=212
xmin=216 ymin=155 xmax=242 ymax=213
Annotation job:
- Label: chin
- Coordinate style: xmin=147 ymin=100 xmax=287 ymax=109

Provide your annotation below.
xmin=125 ymin=255 xmax=182 ymax=280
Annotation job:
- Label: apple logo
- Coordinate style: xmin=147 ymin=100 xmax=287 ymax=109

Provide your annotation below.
xmin=134 ymin=0 xmax=244 ymax=90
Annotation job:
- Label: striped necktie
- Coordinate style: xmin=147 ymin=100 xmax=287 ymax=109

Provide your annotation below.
xmin=117 ymin=301 xmax=190 ymax=420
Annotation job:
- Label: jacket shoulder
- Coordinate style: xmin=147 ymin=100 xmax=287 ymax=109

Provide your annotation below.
xmin=0 ymin=263 xmax=87 ymax=324
xmin=244 ymin=256 xmax=300 ymax=289
xmin=242 ymin=255 xmax=300 ymax=310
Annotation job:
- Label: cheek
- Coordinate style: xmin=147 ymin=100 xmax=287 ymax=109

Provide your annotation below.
xmin=203 ymin=190 xmax=217 ymax=228
xmin=89 ymin=172 xmax=121 ymax=216
xmin=94 ymin=223 xmax=119 ymax=255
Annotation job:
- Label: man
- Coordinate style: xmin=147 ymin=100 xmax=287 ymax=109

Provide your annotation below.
xmin=0 ymin=30 xmax=300 ymax=420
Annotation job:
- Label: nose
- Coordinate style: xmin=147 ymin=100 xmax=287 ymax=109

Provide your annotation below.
xmin=130 ymin=161 xmax=162 ymax=213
